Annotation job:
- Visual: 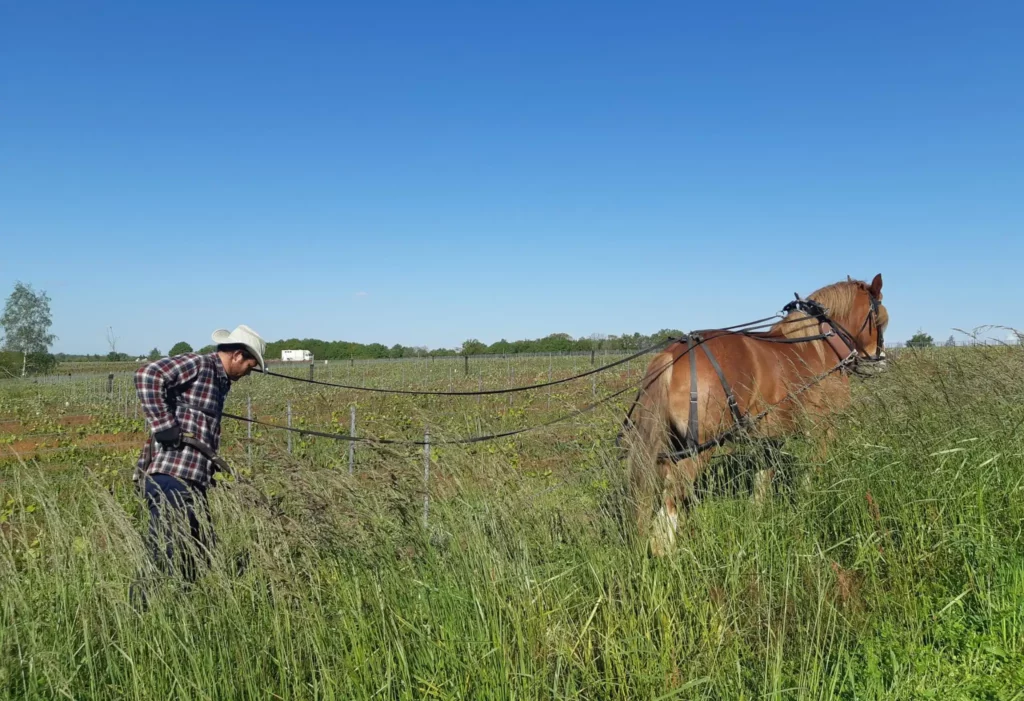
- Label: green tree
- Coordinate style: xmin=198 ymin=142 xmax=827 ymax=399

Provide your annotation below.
xmin=460 ymin=339 xmax=487 ymax=356
xmin=169 ymin=341 xmax=193 ymax=355
xmin=147 ymin=347 xmax=162 ymax=360
xmin=1 ymin=281 xmax=57 ymax=376
xmin=907 ymin=331 xmax=934 ymax=348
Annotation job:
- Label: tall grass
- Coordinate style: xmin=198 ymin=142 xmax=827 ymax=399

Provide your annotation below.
xmin=2 ymin=346 xmax=1023 ymax=699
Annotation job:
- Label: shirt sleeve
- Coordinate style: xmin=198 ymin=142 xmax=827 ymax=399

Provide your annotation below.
xmin=134 ymin=354 xmax=203 ymax=433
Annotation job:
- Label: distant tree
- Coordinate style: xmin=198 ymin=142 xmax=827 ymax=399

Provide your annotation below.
xmin=536 ymin=333 xmax=574 ymax=353
xmin=1 ymin=281 xmax=57 ymax=376
xmin=197 ymin=344 xmax=216 ymax=354
xmin=945 ymin=335 xmax=957 ymax=347
xmin=106 ymin=326 xmax=120 ymax=357
xmin=147 ymin=347 xmax=162 ymax=360
xmin=169 ymin=341 xmax=193 ymax=355
xmin=652 ymin=328 xmax=686 ymax=341
xmin=460 ymin=339 xmax=487 ymax=356
xmin=907 ymin=331 xmax=934 ymax=348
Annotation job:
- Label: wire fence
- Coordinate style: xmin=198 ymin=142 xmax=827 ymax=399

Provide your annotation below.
xmin=3 ymin=337 xmax=1020 ymax=526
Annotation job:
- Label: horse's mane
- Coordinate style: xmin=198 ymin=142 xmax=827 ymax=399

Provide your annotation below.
xmin=770 ymin=279 xmax=869 ymax=340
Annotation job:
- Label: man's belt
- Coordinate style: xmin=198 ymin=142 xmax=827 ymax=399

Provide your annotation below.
xmin=179 ymin=432 xmax=233 ymax=477
xmin=135 ymin=432 xmax=234 ymax=483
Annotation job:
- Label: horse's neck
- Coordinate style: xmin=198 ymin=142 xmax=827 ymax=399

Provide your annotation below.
xmin=790 ymin=315 xmax=850 ymax=369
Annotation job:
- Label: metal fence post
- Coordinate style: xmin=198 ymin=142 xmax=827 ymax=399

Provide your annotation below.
xmin=348 ymin=405 xmax=356 ymax=475
xmin=247 ymin=395 xmax=253 ymax=462
xmin=107 ymin=373 xmax=114 ymax=400
xmin=423 ymin=425 xmax=431 ymax=528
xmin=287 ymin=402 xmax=293 ymax=453
xmin=309 ymin=362 xmax=314 ymax=381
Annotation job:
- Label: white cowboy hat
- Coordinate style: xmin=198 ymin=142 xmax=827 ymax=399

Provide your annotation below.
xmin=211 ymin=324 xmax=267 ymax=372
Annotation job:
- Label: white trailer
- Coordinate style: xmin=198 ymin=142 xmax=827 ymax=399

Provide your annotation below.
xmin=281 ymin=349 xmax=313 ymax=362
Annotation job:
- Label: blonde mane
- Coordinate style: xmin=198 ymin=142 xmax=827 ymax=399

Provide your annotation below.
xmin=771 ymin=279 xmax=868 ymax=340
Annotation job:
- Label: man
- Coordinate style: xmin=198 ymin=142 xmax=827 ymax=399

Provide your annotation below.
xmin=132 ymin=324 xmax=266 ymax=590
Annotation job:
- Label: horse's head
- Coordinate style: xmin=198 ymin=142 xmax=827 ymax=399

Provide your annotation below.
xmin=786 ymin=274 xmax=889 ymax=370
xmin=834 ymin=273 xmax=889 ymax=369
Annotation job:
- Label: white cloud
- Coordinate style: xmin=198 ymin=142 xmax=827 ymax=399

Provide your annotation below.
xmin=355 ymin=291 xmax=369 ymax=298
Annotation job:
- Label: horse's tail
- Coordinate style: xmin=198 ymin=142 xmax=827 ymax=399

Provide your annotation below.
xmin=622 ymin=349 xmax=676 ymax=531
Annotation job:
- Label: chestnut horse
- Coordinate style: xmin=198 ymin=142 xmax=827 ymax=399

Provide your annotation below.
xmin=622 ymin=274 xmax=889 ymax=555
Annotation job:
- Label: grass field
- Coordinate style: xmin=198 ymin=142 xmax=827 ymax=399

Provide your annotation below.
xmin=1 ymin=345 xmax=1023 ymax=699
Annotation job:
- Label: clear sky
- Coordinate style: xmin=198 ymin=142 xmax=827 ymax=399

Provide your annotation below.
xmin=2 ymin=1 xmax=1021 ymax=354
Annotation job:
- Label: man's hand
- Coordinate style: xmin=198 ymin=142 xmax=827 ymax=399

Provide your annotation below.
xmin=154 ymin=425 xmax=182 ymax=449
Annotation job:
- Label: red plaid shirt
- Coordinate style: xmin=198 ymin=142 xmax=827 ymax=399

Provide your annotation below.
xmin=134 ymin=352 xmax=233 ymax=487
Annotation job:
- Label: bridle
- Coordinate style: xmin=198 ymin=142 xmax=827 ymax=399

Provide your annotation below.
xmin=782 ymin=289 xmax=885 ymax=369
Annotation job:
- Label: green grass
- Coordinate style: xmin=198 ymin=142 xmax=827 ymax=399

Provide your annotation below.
xmin=2 ymin=346 xmax=1023 ymax=699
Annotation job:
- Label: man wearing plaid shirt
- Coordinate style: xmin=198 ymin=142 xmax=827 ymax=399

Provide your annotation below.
xmin=133 ymin=324 xmax=266 ymax=590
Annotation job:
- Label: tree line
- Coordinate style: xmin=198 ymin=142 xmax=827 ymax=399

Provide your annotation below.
xmin=4 ymin=280 xmax=975 ymax=375
xmin=248 ymin=329 xmax=688 ymax=361
xmin=0 ymin=280 xmax=688 ymax=373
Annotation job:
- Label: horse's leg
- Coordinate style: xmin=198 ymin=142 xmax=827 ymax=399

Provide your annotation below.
xmin=649 ymin=458 xmax=679 ymax=556
xmin=752 ymin=468 xmax=775 ymax=505
xmin=631 ymin=458 xmax=660 ymax=549
xmin=650 ymin=454 xmax=704 ymax=556
xmin=753 ymin=437 xmax=803 ymax=505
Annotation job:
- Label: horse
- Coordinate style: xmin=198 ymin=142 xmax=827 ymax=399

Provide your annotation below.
xmin=620 ymin=274 xmax=889 ymax=555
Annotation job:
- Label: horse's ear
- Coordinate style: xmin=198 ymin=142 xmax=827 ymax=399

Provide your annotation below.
xmin=869 ymin=274 xmax=883 ymax=296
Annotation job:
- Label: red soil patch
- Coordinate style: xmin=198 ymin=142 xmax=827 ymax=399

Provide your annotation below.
xmin=57 ymin=415 xmax=95 ymax=427
xmin=8 ymin=438 xmax=50 ymax=453
xmin=0 ymin=433 xmax=139 ymax=461
xmin=0 ymin=415 xmax=95 ymax=436
xmin=80 ymin=434 xmax=140 ymax=451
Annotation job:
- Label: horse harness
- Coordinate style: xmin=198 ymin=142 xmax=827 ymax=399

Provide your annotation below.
xmin=673 ymin=332 xmax=752 ymax=457
xmin=664 ymin=290 xmax=884 ymax=463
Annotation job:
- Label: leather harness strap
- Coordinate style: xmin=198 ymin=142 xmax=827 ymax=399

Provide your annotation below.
xmin=687 ymin=334 xmax=700 ymax=449
xmin=671 ymin=315 xmax=858 ymax=464
xmin=699 ymin=338 xmax=748 ymax=432
xmin=820 ymin=321 xmax=857 ymax=364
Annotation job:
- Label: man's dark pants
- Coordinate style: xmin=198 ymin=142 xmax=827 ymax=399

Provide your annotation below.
xmin=141 ymin=472 xmax=215 ymax=584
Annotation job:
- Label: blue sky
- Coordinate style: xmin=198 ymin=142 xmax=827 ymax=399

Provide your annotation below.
xmin=2 ymin=1 xmax=1021 ymax=354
